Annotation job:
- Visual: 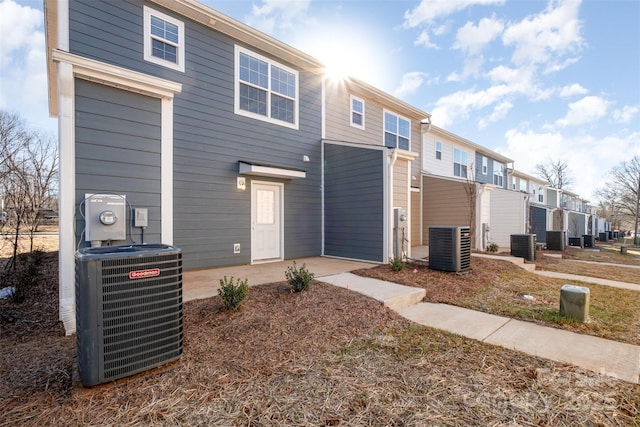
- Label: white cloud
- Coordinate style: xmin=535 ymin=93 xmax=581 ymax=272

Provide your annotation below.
xmin=414 ymin=30 xmax=439 ymax=49
xmin=559 ymin=83 xmax=588 ymax=97
xmin=393 ymin=72 xmax=427 ymax=99
xmin=0 ymin=0 xmax=53 ymax=132
xmin=0 ymin=0 xmax=42 ymax=66
xmin=454 ymin=15 xmax=504 ymax=55
xmin=245 ymin=0 xmax=311 ymax=33
xmin=479 ymin=100 xmax=513 ymax=129
xmin=501 ymin=127 xmax=640 ymax=200
xmin=612 ymin=105 xmax=639 ymax=124
xmin=430 ymin=85 xmax=512 ymax=128
xmin=502 ymin=0 xmax=583 ymax=68
xmin=404 ymin=0 xmax=506 ymax=28
xmin=554 ymin=95 xmax=608 ymax=128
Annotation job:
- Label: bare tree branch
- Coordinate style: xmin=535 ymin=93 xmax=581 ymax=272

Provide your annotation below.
xmin=535 ymin=159 xmax=574 ymax=190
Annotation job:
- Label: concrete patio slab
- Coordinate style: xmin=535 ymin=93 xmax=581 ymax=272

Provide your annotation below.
xmin=183 ymin=257 xmax=376 ymax=302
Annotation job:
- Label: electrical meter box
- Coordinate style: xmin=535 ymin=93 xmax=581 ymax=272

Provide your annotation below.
xmin=85 ymin=194 xmax=126 ymax=242
xmin=394 ymin=208 xmax=407 ymax=229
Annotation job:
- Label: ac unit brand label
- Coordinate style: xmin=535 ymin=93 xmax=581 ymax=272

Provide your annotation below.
xmin=129 ymin=268 xmax=161 ymax=279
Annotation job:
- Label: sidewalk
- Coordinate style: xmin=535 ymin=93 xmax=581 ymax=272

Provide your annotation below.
xmin=320 ymin=272 xmax=640 ymax=384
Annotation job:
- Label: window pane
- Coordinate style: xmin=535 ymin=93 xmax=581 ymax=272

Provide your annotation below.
xmin=152 ymin=39 xmax=177 ymax=63
xmin=384 ymin=132 xmax=396 ymax=148
xmin=271 ymin=94 xmax=295 ymax=123
xmin=352 ymin=112 xmax=362 ymax=125
xmin=239 ymin=53 xmax=268 ymax=88
xmin=398 ymin=118 xmax=410 ymax=138
xmin=150 ymin=16 xmax=179 ymax=44
xmin=239 ymin=83 xmax=267 ymax=116
xmin=384 ymin=112 xmax=397 ymax=133
xmin=436 ymin=151 xmax=441 ymax=160
xmin=398 ymin=136 xmax=409 ymax=150
xmin=352 ymin=98 xmax=363 ymax=114
xmin=271 ymin=66 xmax=295 ymax=98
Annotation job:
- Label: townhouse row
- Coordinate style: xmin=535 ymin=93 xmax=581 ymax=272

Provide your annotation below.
xmin=44 ymin=0 xmax=606 ymax=333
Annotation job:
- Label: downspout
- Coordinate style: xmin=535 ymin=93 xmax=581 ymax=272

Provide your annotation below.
xmin=388 ymin=149 xmax=398 ymax=261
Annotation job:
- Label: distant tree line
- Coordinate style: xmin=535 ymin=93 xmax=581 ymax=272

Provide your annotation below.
xmin=0 ymin=110 xmax=59 ymax=268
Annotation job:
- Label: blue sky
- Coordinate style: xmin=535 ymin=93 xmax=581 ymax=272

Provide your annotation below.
xmin=1 ymin=0 xmax=639 ymax=202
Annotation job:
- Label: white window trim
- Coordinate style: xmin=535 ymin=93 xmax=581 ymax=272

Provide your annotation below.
xmin=383 ymin=109 xmax=411 ymax=150
xmin=143 ymin=6 xmax=185 ymax=72
xmin=493 ymin=161 xmax=504 ymax=187
xmin=234 ymin=45 xmax=299 ymax=130
xmin=482 ymin=156 xmax=488 ymax=174
xmin=435 ymin=141 xmax=442 ymax=160
xmin=350 ymin=94 xmax=365 ymax=130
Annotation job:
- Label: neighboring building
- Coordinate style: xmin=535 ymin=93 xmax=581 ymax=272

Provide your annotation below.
xmin=417 ymin=125 xmax=522 ymax=251
xmin=323 ymin=77 xmax=428 ymax=261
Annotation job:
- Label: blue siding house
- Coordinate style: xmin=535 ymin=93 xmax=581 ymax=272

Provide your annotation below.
xmin=46 ymin=0 xmax=327 ymax=332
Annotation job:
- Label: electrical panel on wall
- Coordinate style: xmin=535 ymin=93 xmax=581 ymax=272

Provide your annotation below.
xmin=85 ymin=194 xmax=126 ymax=243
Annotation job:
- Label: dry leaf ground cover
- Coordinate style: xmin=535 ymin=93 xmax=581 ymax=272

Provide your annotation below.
xmin=1 ymin=243 xmax=639 ymax=425
xmin=535 ymin=245 xmax=640 ymax=283
xmin=354 ymin=255 xmax=640 ymax=345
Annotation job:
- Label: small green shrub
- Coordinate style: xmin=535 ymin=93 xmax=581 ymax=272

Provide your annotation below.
xmin=389 ymin=256 xmax=405 ymax=272
xmin=285 ymin=261 xmax=315 ymax=292
xmin=217 ymin=276 xmax=249 ymax=310
xmin=487 ymin=242 xmax=499 ymax=253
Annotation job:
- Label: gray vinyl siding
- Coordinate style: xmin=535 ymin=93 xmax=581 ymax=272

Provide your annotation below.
xmin=74 ymin=79 xmax=162 ymax=247
xmin=69 ymin=0 xmax=323 ymax=270
xmin=474 ymin=153 xmax=506 ymax=187
xmin=568 ymin=212 xmax=586 ymax=237
xmin=531 ymin=206 xmax=547 ymax=242
xmin=324 ymin=143 xmax=385 ymax=262
xmin=324 ymin=83 xmax=422 ymax=177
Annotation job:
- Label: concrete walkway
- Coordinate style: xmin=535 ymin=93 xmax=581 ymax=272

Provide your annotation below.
xmin=321 ymin=272 xmax=640 ymax=384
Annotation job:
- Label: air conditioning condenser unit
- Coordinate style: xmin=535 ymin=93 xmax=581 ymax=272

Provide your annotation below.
xmin=429 ymin=226 xmax=471 ymax=272
xmin=75 ymin=244 xmax=183 ymax=387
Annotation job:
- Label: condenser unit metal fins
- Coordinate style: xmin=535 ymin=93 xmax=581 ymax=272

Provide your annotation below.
xmin=75 ymin=244 xmax=183 ymax=387
xmin=510 ymin=234 xmax=537 ymax=261
xmin=428 ymin=226 xmax=471 ymax=272
xmin=546 ymin=230 xmax=566 ymax=251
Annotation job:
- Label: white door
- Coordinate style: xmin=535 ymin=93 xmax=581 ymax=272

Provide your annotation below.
xmin=251 ymin=182 xmax=283 ymax=261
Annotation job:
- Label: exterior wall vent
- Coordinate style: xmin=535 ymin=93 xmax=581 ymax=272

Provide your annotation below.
xmin=75 ymin=244 xmax=183 ymax=387
xmin=511 ymin=234 xmax=537 ymax=261
xmin=428 ymin=226 xmax=471 ymax=272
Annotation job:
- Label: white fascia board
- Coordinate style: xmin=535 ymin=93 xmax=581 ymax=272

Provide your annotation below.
xmin=51 ymin=50 xmax=182 ymax=99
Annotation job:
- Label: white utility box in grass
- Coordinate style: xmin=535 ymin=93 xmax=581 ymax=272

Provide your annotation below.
xmin=559 ymin=285 xmax=590 ymax=322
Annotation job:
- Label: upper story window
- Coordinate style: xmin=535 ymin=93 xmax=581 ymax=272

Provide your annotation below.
xmin=538 ymin=194 xmax=544 ymax=203
xmin=493 ymin=161 xmax=504 ymax=187
xmin=384 ymin=111 xmax=410 ymax=150
xmin=482 ymin=156 xmax=488 ymax=174
xmin=143 ymin=6 xmax=185 ymax=72
xmin=519 ymin=179 xmax=527 ymax=192
xmin=350 ymin=95 xmax=365 ymax=129
xmin=235 ymin=45 xmax=299 ymax=129
xmin=453 ymin=148 xmax=468 ymax=178
xmin=435 ymin=141 xmax=442 ymax=160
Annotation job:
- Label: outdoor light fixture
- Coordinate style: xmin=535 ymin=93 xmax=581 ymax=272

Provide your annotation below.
xmin=303 ymin=155 xmax=310 ymax=163
xmin=237 ymin=176 xmax=246 ymax=190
